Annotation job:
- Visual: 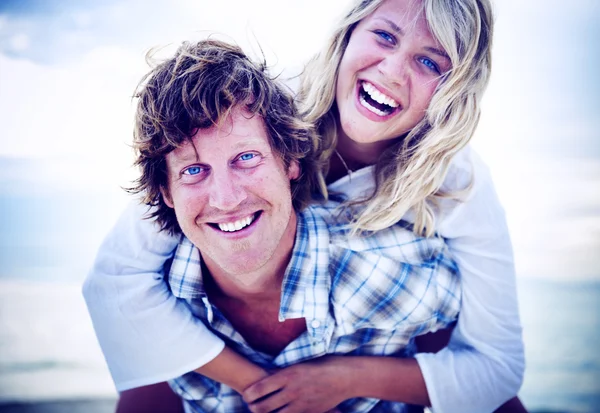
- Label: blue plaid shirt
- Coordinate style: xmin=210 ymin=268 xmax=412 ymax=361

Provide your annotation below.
xmin=167 ymin=203 xmax=460 ymax=413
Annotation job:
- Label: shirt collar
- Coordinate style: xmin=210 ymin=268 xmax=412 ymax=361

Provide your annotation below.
xmin=168 ymin=209 xmax=333 ymax=333
xmin=168 ymin=236 xmax=206 ymax=299
xmin=278 ymin=208 xmax=332 ymax=328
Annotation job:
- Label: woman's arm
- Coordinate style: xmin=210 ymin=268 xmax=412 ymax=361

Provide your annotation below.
xmin=195 ymin=346 xmax=269 ymax=393
xmin=418 ymin=331 xmax=528 ymax=413
xmin=243 ymin=356 xmax=428 ymax=413
xmin=116 ymin=348 xmax=269 ymax=413
xmin=83 ymin=200 xmax=266 ymax=391
xmin=415 ymin=148 xmax=524 ymax=412
xmin=243 ymin=355 xmax=527 ymax=413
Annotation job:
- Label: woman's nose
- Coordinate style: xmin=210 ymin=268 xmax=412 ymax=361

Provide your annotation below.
xmin=378 ymin=52 xmax=410 ymax=86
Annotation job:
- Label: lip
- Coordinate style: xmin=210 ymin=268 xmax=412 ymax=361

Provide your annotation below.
xmin=205 ymin=211 xmax=263 ymax=239
xmin=354 ymin=80 xmax=402 ymax=122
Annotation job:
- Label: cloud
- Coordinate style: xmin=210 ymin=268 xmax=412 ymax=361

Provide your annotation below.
xmin=0 ymin=48 xmax=144 ymax=196
xmin=71 ymin=10 xmax=92 ymax=28
xmin=8 ymin=32 xmax=28 ymax=51
xmin=0 ymin=0 xmax=350 ymax=67
xmin=472 ymin=151 xmax=600 ymax=280
xmin=471 ymin=1 xmax=600 ymax=280
xmin=1 ymin=0 xmax=598 ymax=281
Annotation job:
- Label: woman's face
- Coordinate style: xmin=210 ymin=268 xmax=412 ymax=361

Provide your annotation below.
xmin=335 ymin=0 xmax=451 ymax=147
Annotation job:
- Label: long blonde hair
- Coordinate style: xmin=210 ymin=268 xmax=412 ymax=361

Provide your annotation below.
xmin=298 ymin=0 xmax=494 ymax=236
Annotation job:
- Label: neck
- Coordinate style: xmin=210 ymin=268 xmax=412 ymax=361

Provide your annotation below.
xmin=335 ymin=126 xmax=398 ymax=169
xmin=204 ymin=212 xmax=297 ymax=305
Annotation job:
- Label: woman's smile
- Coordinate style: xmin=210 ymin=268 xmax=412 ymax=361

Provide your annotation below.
xmin=335 ymin=0 xmax=450 ymax=148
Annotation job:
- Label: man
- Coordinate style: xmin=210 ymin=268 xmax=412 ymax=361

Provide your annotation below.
xmin=89 ymin=39 xmax=460 ymax=412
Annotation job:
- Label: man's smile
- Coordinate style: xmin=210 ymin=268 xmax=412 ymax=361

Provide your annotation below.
xmin=207 ymin=211 xmax=262 ymax=233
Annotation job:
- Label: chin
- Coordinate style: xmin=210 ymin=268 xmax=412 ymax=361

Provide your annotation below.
xmin=222 ymin=252 xmax=270 ymax=274
xmin=345 ymin=128 xmax=391 ymax=147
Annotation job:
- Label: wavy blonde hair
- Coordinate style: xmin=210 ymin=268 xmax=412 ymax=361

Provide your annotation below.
xmin=298 ymin=0 xmax=494 ymax=236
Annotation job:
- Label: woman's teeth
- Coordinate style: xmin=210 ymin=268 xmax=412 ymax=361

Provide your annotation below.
xmin=218 ymin=215 xmax=254 ymax=232
xmin=359 ymin=81 xmax=399 ymax=116
xmin=360 ymin=95 xmax=389 ymax=116
xmin=362 ymin=82 xmax=399 ymax=108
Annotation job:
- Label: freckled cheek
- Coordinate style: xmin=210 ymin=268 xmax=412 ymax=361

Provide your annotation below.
xmin=412 ymin=80 xmax=438 ymax=110
xmin=260 ymin=175 xmax=291 ymax=206
xmin=356 ymin=49 xmax=378 ymax=71
xmin=345 ymin=49 xmax=376 ymax=79
xmin=336 ymin=65 xmax=351 ymax=98
xmin=173 ymin=188 xmax=208 ymax=220
xmin=339 ymin=47 xmax=364 ymax=84
xmin=256 ymin=178 xmax=278 ymax=200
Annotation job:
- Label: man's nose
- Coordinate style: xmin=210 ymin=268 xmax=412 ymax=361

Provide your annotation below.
xmin=207 ymin=170 xmax=247 ymax=210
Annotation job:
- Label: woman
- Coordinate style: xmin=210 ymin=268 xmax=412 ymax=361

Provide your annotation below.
xmin=84 ymin=0 xmax=524 ymax=412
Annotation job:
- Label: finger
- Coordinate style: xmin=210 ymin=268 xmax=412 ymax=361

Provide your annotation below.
xmin=248 ymin=389 xmax=293 ymax=413
xmin=243 ymin=375 xmax=286 ymax=404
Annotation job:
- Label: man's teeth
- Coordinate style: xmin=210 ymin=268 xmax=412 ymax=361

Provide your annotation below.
xmin=362 ymin=82 xmax=399 ymax=108
xmin=218 ymin=215 xmax=254 ymax=232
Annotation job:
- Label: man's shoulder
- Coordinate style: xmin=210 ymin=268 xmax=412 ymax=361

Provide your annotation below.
xmin=310 ymin=210 xmax=460 ymax=332
xmin=325 ymin=237 xmax=458 ymax=339
xmin=300 ymin=201 xmax=448 ymax=267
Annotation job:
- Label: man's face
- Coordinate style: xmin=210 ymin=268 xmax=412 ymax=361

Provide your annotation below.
xmin=163 ymin=108 xmax=299 ymax=286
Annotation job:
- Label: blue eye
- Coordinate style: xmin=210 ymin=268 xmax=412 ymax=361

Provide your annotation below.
xmin=374 ymin=30 xmax=395 ymax=45
xmin=420 ymin=57 xmax=440 ymax=74
xmin=235 ymin=151 xmax=262 ymax=169
xmin=183 ymin=166 xmax=202 ymax=175
xmin=239 ymin=153 xmax=255 ymax=161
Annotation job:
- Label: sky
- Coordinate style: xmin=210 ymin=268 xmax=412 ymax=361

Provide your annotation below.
xmin=0 ymin=0 xmax=599 ymax=280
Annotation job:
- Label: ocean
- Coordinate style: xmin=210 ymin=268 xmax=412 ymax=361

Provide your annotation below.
xmin=518 ymin=278 xmax=600 ymax=412
xmin=0 ymin=191 xmax=599 ymax=412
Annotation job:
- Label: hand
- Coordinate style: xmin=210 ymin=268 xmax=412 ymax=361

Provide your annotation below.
xmin=243 ymin=356 xmax=349 ymax=413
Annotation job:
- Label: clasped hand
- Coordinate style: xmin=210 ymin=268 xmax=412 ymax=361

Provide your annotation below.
xmin=243 ymin=356 xmax=347 ymax=413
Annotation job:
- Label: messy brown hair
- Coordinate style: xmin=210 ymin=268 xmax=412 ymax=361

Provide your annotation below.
xmin=128 ymin=39 xmax=324 ymax=234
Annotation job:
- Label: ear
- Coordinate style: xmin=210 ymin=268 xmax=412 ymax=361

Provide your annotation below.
xmin=287 ymin=160 xmax=301 ymax=181
xmin=160 ymin=186 xmax=174 ymax=209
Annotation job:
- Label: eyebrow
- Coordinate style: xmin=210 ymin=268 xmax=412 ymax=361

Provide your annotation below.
xmin=168 ymin=147 xmax=201 ymax=170
xmin=232 ymin=138 xmax=269 ymax=151
xmin=379 ymin=17 xmax=451 ymax=61
xmin=425 ymin=46 xmax=450 ymax=61
xmin=380 ymin=17 xmax=404 ymax=36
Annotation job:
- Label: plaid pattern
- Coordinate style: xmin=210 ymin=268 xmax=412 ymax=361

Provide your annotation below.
xmin=168 ymin=202 xmax=460 ymax=413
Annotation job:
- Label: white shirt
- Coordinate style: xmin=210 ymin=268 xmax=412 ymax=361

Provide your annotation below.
xmin=83 ymin=145 xmax=524 ymax=413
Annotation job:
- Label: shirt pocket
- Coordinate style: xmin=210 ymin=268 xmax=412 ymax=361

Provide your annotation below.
xmin=330 ymin=252 xmax=440 ymax=335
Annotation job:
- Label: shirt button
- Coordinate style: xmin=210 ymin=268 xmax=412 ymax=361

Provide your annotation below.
xmin=311 ymin=319 xmax=321 ymax=329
